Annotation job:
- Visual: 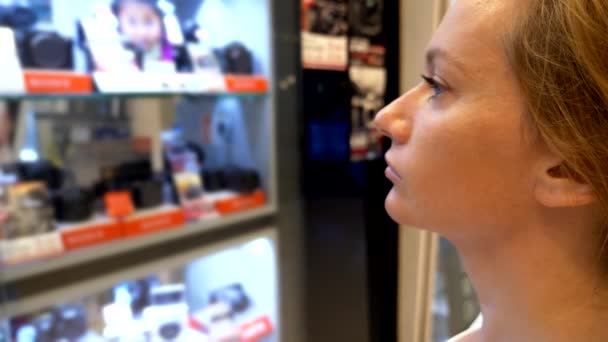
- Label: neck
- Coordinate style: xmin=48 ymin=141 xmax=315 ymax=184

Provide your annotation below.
xmin=452 ymin=212 xmax=608 ymax=342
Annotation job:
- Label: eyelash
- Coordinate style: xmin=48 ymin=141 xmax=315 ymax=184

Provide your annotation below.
xmin=421 ymin=75 xmax=445 ymax=100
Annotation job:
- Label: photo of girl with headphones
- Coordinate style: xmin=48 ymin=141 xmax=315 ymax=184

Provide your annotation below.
xmin=111 ymin=0 xmax=174 ymax=64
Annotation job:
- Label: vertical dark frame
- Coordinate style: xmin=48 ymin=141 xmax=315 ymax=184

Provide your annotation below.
xmin=272 ymin=0 xmax=306 ymax=342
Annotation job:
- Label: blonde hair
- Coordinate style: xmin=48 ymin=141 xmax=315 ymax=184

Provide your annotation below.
xmin=506 ymin=0 xmax=608 ymax=249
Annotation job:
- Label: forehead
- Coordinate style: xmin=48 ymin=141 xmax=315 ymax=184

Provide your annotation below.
xmin=428 ymin=0 xmax=519 ymax=75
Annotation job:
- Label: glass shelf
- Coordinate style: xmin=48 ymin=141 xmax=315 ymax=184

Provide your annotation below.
xmin=0 ymin=92 xmax=270 ymax=102
xmin=0 ymin=205 xmax=276 ymax=284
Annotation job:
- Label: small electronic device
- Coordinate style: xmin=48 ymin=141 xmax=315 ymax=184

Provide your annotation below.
xmin=16 ymin=160 xmax=64 ymax=191
xmin=130 ymin=179 xmax=164 ymax=209
xmin=304 ymin=0 xmax=349 ymax=36
xmin=209 ymin=283 xmax=251 ymax=315
xmin=217 ymin=42 xmax=253 ymax=75
xmin=143 ymin=284 xmax=189 ymax=342
xmin=349 ymin=0 xmax=384 ymax=37
xmin=0 ymin=4 xmax=74 ymax=70
xmin=53 ymin=187 xmax=95 ymax=223
xmin=51 ymin=305 xmax=88 ymax=341
xmin=224 ymin=168 xmax=261 ymax=194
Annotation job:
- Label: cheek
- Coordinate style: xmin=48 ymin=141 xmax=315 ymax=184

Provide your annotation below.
xmin=120 ymin=22 xmax=137 ymax=36
xmin=390 ymin=100 xmax=535 ymax=232
xmin=147 ymin=24 xmax=163 ymax=40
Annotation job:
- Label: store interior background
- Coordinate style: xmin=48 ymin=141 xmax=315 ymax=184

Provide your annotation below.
xmin=0 ymin=0 xmax=479 ymax=341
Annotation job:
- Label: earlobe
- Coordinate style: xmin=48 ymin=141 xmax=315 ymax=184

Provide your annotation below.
xmin=534 ymin=166 xmax=596 ymax=208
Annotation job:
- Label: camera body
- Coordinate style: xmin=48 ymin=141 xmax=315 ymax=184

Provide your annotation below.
xmin=0 ymin=4 xmax=73 ymax=70
xmin=142 ymin=284 xmax=189 ymax=341
xmin=350 ymin=0 xmax=384 ymax=37
xmin=305 ymin=0 xmax=349 ymax=36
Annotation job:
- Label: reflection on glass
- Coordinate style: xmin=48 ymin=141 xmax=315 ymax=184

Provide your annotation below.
xmin=432 ymin=238 xmax=480 ymax=341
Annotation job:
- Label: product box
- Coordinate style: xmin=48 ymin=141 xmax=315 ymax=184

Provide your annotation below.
xmin=214 ymin=190 xmax=266 ymax=215
xmin=122 ymin=206 xmax=186 ymax=238
xmin=5 ymin=182 xmax=55 ymax=239
xmin=0 ymin=231 xmax=64 ymax=265
xmin=59 ymin=217 xmax=123 ymax=251
xmin=173 ymin=172 xmax=216 ymax=221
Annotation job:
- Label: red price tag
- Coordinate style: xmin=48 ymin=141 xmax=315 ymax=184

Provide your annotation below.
xmin=104 ymin=192 xmax=135 ymax=218
xmin=240 ymin=316 xmax=273 ymax=342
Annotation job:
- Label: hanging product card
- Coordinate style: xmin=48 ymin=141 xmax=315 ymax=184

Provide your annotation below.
xmin=301 ymin=0 xmax=349 ymax=70
xmin=349 ymin=37 xmax=387 ymax=162
xmin=0 ymin=28 xmax=25 ymax=94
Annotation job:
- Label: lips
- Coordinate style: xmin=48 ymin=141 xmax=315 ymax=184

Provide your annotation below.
xmin=384 ymin=160 xmax=402 ymax=182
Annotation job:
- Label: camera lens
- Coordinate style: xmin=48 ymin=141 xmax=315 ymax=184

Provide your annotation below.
xmin=28 ymin=32 xmax=72 ymax=69
xmin=159 ymin=322 xmax=181 ymax=340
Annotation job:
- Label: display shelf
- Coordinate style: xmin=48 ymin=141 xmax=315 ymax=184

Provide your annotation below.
xmin=0 ymin=227 xmax=278 ymax=321
xmin=0 ymin=91 xmax=270 ymax=102
xmin=0 ymin=204 xmax=276 ymax=284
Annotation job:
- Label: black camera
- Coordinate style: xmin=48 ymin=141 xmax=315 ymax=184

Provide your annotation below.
xmin=350 ymin=0 xmax=384 ymax=37
xmin=305 ymin=0 xmax=349 ymax=36
xmin=29 ymin=305 xmax=87 ymax=342
xmin=16 ymin=160 xmax=64 ymax=191
xmin=0 ymin=4 xmax=73 ymax=70
xmin=209 ymin=283 xmax=251 ymax=315
xmin=215 ymin=42 xmax=254 ymax=75
xmin=53 ymin=187 xmax=95 ymax=223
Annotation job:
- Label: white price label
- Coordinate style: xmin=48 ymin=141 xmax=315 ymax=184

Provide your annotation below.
xmin=0 ymin=232 xmax=64 ymax=265
xmin=302 ymin=32 xmax=348 ymax=71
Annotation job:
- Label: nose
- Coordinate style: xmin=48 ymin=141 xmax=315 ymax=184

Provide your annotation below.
xmin=373 ymin=93 xmax=413 ymax=144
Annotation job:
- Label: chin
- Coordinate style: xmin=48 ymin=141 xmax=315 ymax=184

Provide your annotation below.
xmin=384 ymin=187 xmax=417 ymax=227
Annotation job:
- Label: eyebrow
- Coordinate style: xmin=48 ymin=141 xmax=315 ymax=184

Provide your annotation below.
xmin=425 ymin=47 xmax=467 ymax=73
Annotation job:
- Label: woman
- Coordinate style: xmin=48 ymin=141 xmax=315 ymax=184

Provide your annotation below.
xmin=374 ymin=1 xmax=608 ymax=341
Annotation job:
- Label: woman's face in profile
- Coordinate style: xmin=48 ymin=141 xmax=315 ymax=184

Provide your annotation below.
xmin=375 ymin=0 xmax=545 ymax=242
xmin=117 ymin=1 xmax=163 ymax=52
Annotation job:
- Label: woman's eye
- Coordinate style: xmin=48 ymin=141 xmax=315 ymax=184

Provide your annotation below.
xmin=421 ymin=75 xmax=446 ymax=100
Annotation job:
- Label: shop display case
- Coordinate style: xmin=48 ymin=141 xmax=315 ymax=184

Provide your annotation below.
xmin=1 ymin=229 xmax=278 ymax=342
xmin=0 ymin=0 xmax=274 ymax=268
xmin=0 ymin=95 xmax=275 ymax=280
xmin=0 ymin=0 xmax=303 ymax=341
